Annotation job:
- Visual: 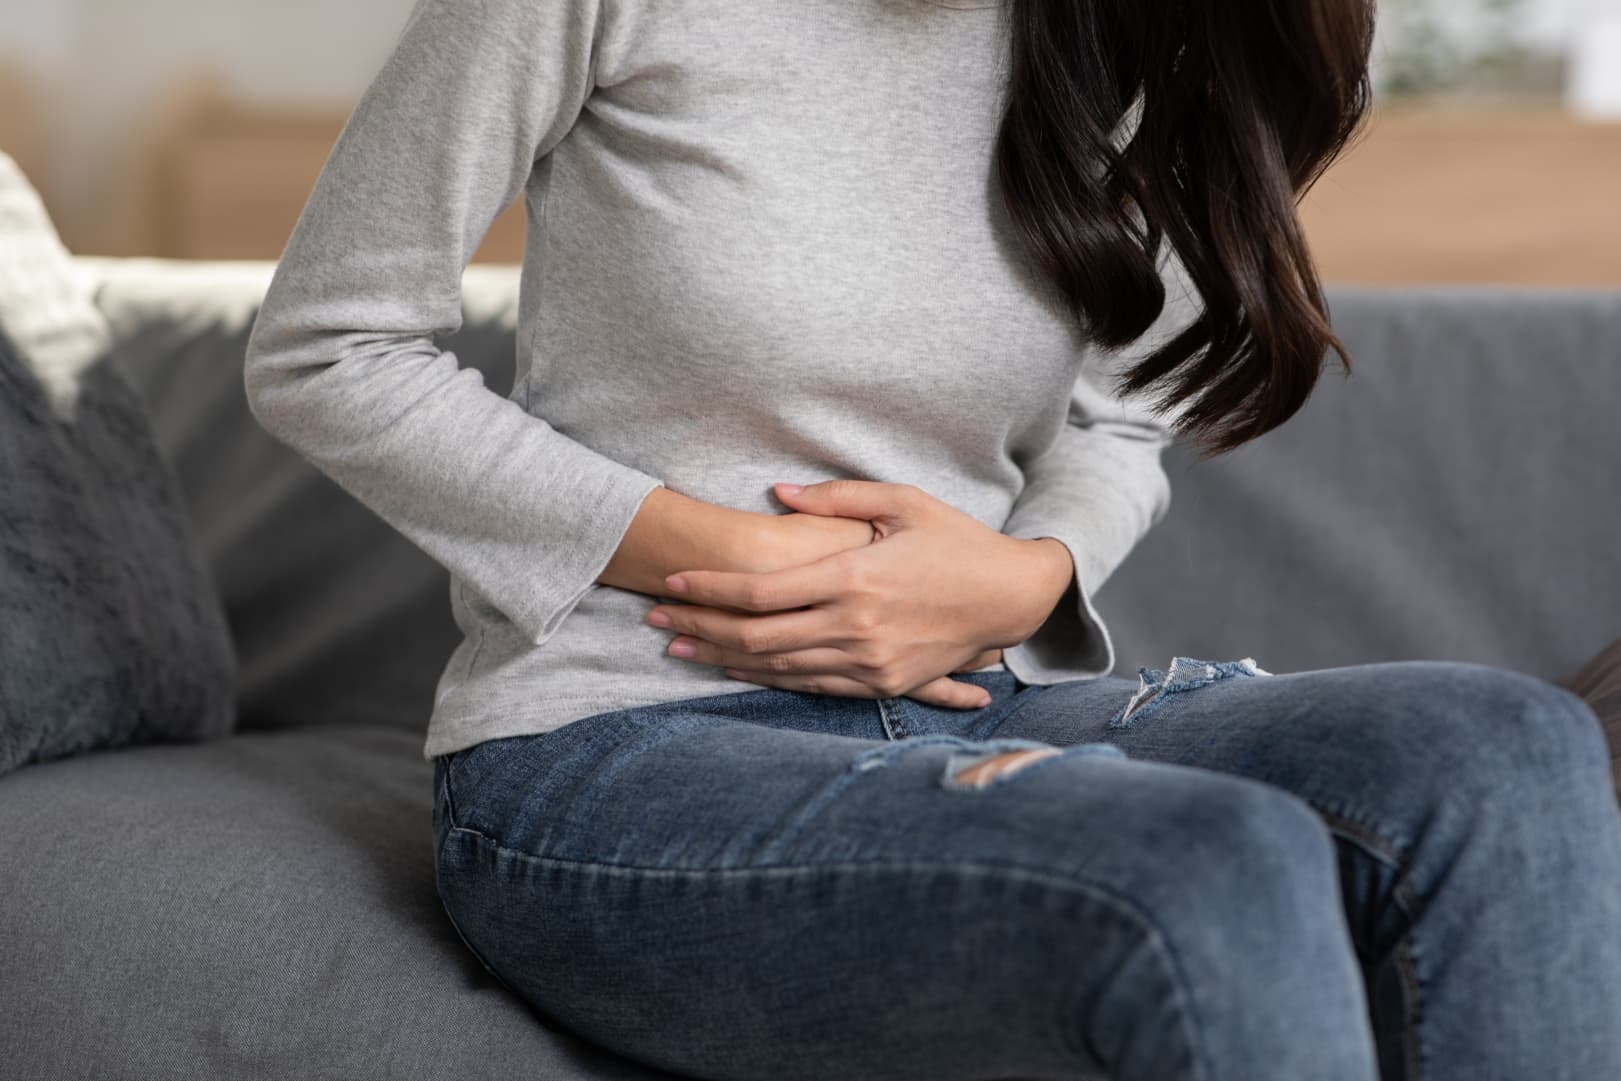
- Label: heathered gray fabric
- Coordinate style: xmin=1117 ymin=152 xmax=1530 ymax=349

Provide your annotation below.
xmin=243 ymin=0 xmax=1188 ymax=761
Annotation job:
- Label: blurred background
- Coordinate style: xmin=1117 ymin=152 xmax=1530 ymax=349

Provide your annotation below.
xmin=1 ymin=0 xmax=1617 ymax=283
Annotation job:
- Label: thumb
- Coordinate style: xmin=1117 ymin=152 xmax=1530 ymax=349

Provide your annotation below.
xmin=773 ymin=479 xmax=912 ymax=524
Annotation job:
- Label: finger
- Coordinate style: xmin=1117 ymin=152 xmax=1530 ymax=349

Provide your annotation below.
xmin=648 ymin=604 xmax=833 ymax=653
xmin=721 ymin=669 xmax=883 ymax=699
xmin=951 ymin=649 xmax=1004 ymax=673
xmin=667 ymin=638 xmax=854 ymax=675
xmin=906 ymin=677 xmax=994 ymax=710
xmin=772 ymin=479 xmax=917 ymax=526
xmin=666 ymin=556 xmax=852 ymax=614
xmin=725 ymin=668 xmax=992 ymax=710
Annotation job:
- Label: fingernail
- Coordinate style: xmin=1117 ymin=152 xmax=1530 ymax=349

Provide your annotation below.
xmin=646 ymin=610 xmax=672 ymax=628
xmin=665 ymin=575 xmax=688 ymax=593
xmin=975 ymin=694 xmax=992 ymax=708
xmin=668 ymin=640 xmax=697 ymax=658
xmin=776 ymin=483 xmax=804 ymax=495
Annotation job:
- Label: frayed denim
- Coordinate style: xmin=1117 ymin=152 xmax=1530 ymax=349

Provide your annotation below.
xmin=433 ymin=660 xmax=1621 ymax=1081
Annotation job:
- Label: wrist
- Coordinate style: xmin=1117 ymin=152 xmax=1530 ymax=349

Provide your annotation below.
xmin=739 ymin=512 xmax=874 ymax=574
xmin=722 ymin=512 xmax=781 ymax=574
xmin=1016 ymin=536 xmax=1077 ymax=636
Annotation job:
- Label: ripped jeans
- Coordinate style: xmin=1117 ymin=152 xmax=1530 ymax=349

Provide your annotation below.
xmin=431 ymin=660 xmax=1621 ymax=1081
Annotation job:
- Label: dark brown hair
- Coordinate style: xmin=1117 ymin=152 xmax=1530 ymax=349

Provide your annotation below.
xmin=995 ymin=0 xmax=1376 ymax=454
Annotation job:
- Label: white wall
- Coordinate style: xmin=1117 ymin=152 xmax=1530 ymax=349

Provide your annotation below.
xmin=0 ymin=0 xmax=417 ymax=249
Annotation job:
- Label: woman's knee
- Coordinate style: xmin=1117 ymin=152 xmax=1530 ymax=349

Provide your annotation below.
xmin=1367 ymin=662 xmax=1607 ymax=787
xmin=1073 ymin=772 xmax=1367 ymax=1065
xmin=1286 ymin=663 xmax=1612 ymax=859
xmin=1100 ymin=769 xmax=1342 ymax=949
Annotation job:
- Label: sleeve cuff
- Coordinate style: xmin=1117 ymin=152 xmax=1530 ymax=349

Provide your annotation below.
xmin=513 ymin=469 xmax=665 ymax=645
xmin=999 ymin=533 xmax=1116 ymax=685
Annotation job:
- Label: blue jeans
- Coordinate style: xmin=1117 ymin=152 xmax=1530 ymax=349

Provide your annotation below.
xmin=432 ymin=660 xmax=1621 ymax=1081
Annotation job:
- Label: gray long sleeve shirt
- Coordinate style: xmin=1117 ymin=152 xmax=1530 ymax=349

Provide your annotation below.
xmin=243 ymin=0 xmax=1195 ymax=761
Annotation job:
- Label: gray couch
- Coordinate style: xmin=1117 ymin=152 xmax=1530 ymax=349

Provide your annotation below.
xmin=3 ymin=258 xmax=1617 ymax=1080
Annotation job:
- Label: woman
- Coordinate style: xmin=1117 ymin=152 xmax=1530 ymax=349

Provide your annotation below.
xmin=243 ymin=0 xmax=1621 ymax=1078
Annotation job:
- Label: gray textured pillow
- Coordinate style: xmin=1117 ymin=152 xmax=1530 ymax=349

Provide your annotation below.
xmin=0 ymin=153 xmax=236 ymax=776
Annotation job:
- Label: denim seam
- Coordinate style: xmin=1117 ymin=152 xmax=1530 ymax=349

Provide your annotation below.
xmin=1313 ymin=808 xmax=1406 ymax=872
xmin=878 ymin=697 xmax=909 ymax=739
xmin=1310 ymin=805 xmax=1427 ymax=1081
xmin=440 ymin=756 xmax=462 ymax=832
xmin=443 ymin=829 xmax=1215 ymax=1078
xmin=1395 ymin=935 xmax=1427 ymax=1081
xmin=435 ymin=826 xmax=523 ymax=996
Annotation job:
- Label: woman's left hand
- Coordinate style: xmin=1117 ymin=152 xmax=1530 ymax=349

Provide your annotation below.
xmin=645 ymin=480 xmax=1076 ymax=710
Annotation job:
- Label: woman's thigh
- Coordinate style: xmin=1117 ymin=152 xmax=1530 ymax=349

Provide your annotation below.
xmin=971 ymin=656 xmax=1610 ymax=853
xmin=974 ymin=657 xmax=1621 ymax=1081
xmin=432 ymin=675 xmax=1375 ymax=1081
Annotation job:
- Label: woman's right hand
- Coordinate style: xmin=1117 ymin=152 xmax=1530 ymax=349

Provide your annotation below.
xmin=728 ymin=510 xmax=1004 ymax=675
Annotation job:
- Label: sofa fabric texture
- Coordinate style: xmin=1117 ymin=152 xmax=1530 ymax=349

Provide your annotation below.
xmin=1 ymin=258 xmax=1616 ymax=1081
xmin=0 ymin=161 xmax=235 ymax=778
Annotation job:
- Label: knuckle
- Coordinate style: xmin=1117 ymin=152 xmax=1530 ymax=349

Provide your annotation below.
xmin=872 ymin=672 xmax=908 ymax=698
xmin=846 ymin=609 xmax=880 ymax=636
xmin=735 ymin=627 xmax=769 ymax=654
xmin=742 ymin=583 xmax=775 ymax=611
xmin=763 ymin=652 xmax=798 ymax=673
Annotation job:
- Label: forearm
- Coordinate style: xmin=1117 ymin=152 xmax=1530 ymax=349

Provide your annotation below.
xmin=597 ymin=486 xmax=764 ymax=597
xmin=1017 ymin=536 xmax=1079 ymax=637
xmin=598 ymin=486 xmax=878 ymax=598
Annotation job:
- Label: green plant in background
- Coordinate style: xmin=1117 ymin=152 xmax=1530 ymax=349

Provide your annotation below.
xmin=1377 ymin=0 xmax=1536 ymax=98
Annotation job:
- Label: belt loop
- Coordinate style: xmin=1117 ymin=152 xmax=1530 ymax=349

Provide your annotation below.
xmin=877 ymin=698 xmax=908 ymax=740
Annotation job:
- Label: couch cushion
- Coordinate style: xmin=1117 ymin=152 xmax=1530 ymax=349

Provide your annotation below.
xmin=1097 ymin=286 xmax=1621 ymax=684
xmin=80 ymin=258 xmax=522 ymax=737
xmin=0 ymin=724 xmax=683 ymax=1081
xmin=0 ymin=155 xmax=236 ymax=777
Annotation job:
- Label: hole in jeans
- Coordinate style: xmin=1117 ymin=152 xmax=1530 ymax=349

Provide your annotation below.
xmin=1112 ymin=656 xmax=1272 ymax=729
xmin=946 ymin=747 xmax=1064 ymax=789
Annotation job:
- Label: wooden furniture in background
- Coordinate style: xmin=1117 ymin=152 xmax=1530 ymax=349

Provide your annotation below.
xmin=156 ymin=105 xmax=525 ymax=263
xmin=148 ymin=102 xmax=1621 ymax=285
xmin=1300 ymin=106 xmax=1621 ymax=287
xmin=0 ymin=64 xmax=48 ymax=197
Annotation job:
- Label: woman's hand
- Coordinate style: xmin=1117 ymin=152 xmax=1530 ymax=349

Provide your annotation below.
xmin=645 ymin=480 xmax=1075 ymax=709
xmin=734 ymin=509 xmax=877 ymax=574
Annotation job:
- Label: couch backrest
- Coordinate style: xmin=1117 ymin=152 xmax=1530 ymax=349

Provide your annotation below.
xmin=84 ymin=258 xmax=521 ymax=736
xmin=1099 ymin=286 xmax=1621 ymax=684
xmin=83 ymin=257 xmax=1620 ymax=736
